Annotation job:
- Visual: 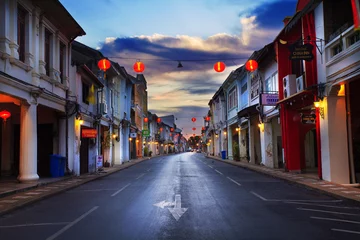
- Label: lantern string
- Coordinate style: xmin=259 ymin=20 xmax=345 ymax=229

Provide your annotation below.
xmin=106 ymin=56 xmax=251 ymax=62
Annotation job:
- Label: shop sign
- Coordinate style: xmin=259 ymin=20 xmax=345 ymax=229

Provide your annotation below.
xmin=301 ymin=113 xmax=316 ymax=124
xmin=130 ymin=133 xmax=137 ymax=138
xmin=260 ymin=93 xmax=279 ymax=106
xmin=142 ymin=129 xmax=150 ymax=137
xmin=289 ymin=43 xmax=314 ymax=61
xmin=250 ymin=70 xmax=261 ymax=100
xmin=96 ymin=155 xmax=103 ymax=168
xmin=82 ymin=129 xmax=97 ymax=138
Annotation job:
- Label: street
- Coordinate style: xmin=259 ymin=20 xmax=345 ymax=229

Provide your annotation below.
xmin=0 ymin=153 xmax=360 ymax=240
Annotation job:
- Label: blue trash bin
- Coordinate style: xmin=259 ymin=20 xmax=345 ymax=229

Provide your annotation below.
xmin=50 ymin=154 xmax=61 ymax=177
xmin=221 ymin=151 xmax=226 ymax=159
xmin=59 ymin=157 xmax=66 ymax=177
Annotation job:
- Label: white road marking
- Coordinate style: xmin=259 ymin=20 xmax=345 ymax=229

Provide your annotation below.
xmin=111 ymin=183 xmax=131 ymax=197
xmin=227 ymin=177 xmax=241 ymax=186
xmin=153 ymin=200 xmax=174 ymax=209
xmin=284 ymin=201 xmax=360 ymax=210
xmin=136 ymin=173 xmax=145 ymax=179
xmin=0 ymin=222 xmax=70 ymax=228
xmin=46 ymin=206 xmax=98 ymax=240
xmin=331 ymin=229 xmax=360 ymax=235
xmin=297 ymin=208 xmax=360 ymax=216
xmin=168 ymin=194 xmax=188 ymax=221
xmin=215 ymin=170 xmax=223 ymax=175
xmin=251 ymin=191 xmax=267 ymax=201
xmin=208 ymin=165 xmax=213 ymax=169
xmin=147 ymin=168 xmax=151 ymax=172
xmin=311 ymin=216 xmax=360 ymax=224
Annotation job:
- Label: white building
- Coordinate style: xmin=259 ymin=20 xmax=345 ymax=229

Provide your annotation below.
xmin=0 ymin=0 xmax=85 ymax=181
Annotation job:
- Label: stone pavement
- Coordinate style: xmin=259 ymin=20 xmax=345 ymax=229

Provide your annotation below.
xmin=206 ymin=155 xmax=360 ymax=204
xmin=0 ymin=156 xmax=155 ymax=216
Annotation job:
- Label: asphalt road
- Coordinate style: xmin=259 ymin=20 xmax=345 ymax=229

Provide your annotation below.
xmin=1 ymin=153 xmax=360 ymax=240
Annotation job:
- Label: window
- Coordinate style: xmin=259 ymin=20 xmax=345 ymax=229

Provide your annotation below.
xmin=59 ymin=42 xmax=66 ymax=83
xmin=264 ymin=72 xmax=278 ymax=92
xmin=82 ymin=81 xmax=89 ymax=104
xmin=44 ymin=29 xmax=52 ymax=76
xmin=348 ymin=31 xmax=360 ymax=46
xmin=228 ymin=87 xmax=237 ymax=110
xmin=17 ymin=4 xmax=26 ymax=62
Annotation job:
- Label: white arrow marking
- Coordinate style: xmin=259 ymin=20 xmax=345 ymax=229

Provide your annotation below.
xmin=153 ymin=200 xmax=174 ymax=209
xmin=168 ymin=194 xmax=188 ymax=221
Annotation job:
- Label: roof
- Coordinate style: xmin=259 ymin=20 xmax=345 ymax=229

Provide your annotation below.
xmin=33 ymin=0 xmax=85 ymax=40
xmin=285 ymin=0 xmax=322 ymax=32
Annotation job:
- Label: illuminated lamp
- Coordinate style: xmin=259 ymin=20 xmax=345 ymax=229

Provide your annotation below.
xmin=202 ymin=127 xmax=205 ymax=131
xmin=192 ymin=127 xmax=196 ymax=131
xmin=191 ymin=117 xmax=196 ymax=122
xmin=205 ymin=116 xmax=210 ymax=121
xmin=133 ymin=61 xmax=145 ymax=73
xmin=245 ymin=60 xmax=258 ymax=72
xmin=338 ymin=84 xmax=345 ymax=96
xmin=314 ymin=101 xmax=320 ymax=108
xmin=170 ymin=128 xmax=174 ymax=132
xmin=193 ymin=134 xmax=195 ymax=137
xmin=214 ymin=62 xmax=226 ymax=72
xmin=160 ymin=127 xmax=163 ymax=132
xmin=144 ymin=117 xmax=149 ymax=123
xmin=157 ymin=118 xmax=161 ymax=123
xmin=97 ymin=59 xmax=111 ymax=72
xmin=0 ymin=110 xmax=11 ymax=121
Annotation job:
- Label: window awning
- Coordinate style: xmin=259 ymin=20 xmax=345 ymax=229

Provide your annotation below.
xmin=237 ymin=105 xmax=259 ymax=118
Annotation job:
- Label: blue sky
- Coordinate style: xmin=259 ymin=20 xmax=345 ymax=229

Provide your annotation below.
xmin=60 ymin=0 xmax=297 ymax=138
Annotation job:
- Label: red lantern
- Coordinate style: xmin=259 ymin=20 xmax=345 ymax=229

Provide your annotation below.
xmin=159 ymin=127 xmax=163 ymax=132
xmin=191 ymin=117 xmax=196 ymax=122
xmin=98 ymin=59 xmax=111 ymax=72
xmin=202 ymin=127 xmax=205 ymax=131
xmin=170 ymin=133 xmax=172 ymax=136
xmin=144 ymin=117 xmax=148 ymax=123
xmin=192 ymin=127 xmax=196 ymax=131
xmin=214 ymin=62 xmax=226 ymax=72
xmin=133 ymin=61 xmax=145 ymax=73
xmin=193 ymin=134 xmax=196 ymax=137
xmin=157 ymin=118 xmax=161 ymax=123
xmin=0 ymin=110 xmax=11 ymax=121
xmin=205 ymin=116 xmax=210 ymax=121
xmin=170 ymin=128 xmax=174 ymax=132
xmin=245 ymin=60 xmax=258 ymax=72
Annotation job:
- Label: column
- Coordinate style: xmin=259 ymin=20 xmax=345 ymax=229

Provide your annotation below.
xmin=261 ymin=122 xmax=274 ymax=167
xmin=249 ymin=119 xmax=256 ymax=164
xmin=0 ymin=0 xmax=11 ymax=57
xmin=58 ymin=118 xmax=66 ymax=157
xmin=18 ymin=100 xmax=39 ymax=182
xmin=227 ymin=127 xmax=233 ymax=160
xmin=25 ymin=7 xmax=33 ymax=67
xmin=38 ymin=22 xmax=46 ymax=75
xmin=8 ymin=0 xmax=19 ymax=59
xmin=1 ymin=118 xmax=12 ymax=175
xmin=31 ymin=7 xmax=40 ymax=85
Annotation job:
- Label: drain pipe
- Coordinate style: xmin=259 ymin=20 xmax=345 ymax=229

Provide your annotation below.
xmin=65 ymin=90 xmax=70 ymax=174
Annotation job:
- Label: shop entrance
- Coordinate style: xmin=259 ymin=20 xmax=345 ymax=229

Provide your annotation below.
xmin=304 ymin=128 xmax=318 ymax=173
xmin=349 ymin=80 xmax=360 ymax=183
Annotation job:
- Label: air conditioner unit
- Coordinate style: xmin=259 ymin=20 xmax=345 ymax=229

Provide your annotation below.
xmin=296 ymin=75 xmax=304 ymax=93
xmin=282 ymin=74 xmax=297 ymax=99
xmin=100 ymin=103 xmax=108 ymax=114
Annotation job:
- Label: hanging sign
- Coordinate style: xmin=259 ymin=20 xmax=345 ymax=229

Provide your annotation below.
xmin=301 ymin=113 xmax=316 ymax=124
xmin=289 ymin=43 xmax=314 ymax=61
xmin=96 ymin=155 xmax=103 ymax=168
xmin=82 ymin=129 xmax=97 ymax=138
xmin=260 ymin=93 xmax=279 ymax=106
xmin=142 ymin=129 xmax=150 ymax=137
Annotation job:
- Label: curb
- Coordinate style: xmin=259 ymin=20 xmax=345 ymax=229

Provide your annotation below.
xmin=0 ymin=156 xmax=159 ymax=216
xmin=206 ymin=155 xmax=360 ymax=205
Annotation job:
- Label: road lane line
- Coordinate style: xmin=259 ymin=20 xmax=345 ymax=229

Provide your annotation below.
xmin=215 ymin=170 xmax=223 ymax=175
xmin=0 ymin=222 xmax=70 ymax=228
xmin=250 ymin=191 xmax=267 ymax=201
xmin=111 ymin=183 xmax=131 ymax=197
xmin=331 ymin=229 xmax=360 ymax=235
xmin=208 ymin=165 xmax=213 ymax=169
xmin=227 ymin=177 xmax=241 ymax=186
xmin=147 ymin=168 xmax=151 ymax=172
xmin=311 ymin=216 xmax=360 ymax=224
xmin=284 ymin=201 xmax=360 ymax=210
xmin=297 ymin=208 xmax=360 ymax=216
xmin=46 ymin=206 xmax=98 ymax=240
xmin=136 ymin=173 xmax=145 ymax=180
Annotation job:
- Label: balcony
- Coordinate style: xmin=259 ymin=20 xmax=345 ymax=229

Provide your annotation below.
xmin=325 ymin=25 xmax=360 ymax=81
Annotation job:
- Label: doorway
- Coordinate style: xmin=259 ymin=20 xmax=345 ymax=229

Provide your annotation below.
xmin=304 ymin=129 xmax=318 ymax=173
xmin=37 ymin=124 xmax=53 ymax=177
xmin=80 ymin=133 xmax=89 ymax=175
xmin=349 ymin=79 xmax=360 ymax=183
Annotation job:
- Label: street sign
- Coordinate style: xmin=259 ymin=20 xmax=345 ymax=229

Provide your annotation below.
xmin=301 ymin=113 xmax=316 ymax=124
xmin=260 ymin=93 xmax=279 ymax=106
xmin=130 ymin=133 xmax=137 ymax=138
xmin=142 ymin=129 xmax=150 ymax=137
xmin=289 ymin=43 xmax=314 ymax=61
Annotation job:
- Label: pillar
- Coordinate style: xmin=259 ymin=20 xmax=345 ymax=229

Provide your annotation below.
xmin=58 ymin=118 xmax=66 ymax=157
xmin=227 ymin=127 xmax=233 ymax=160
xmin=8 ymin=0 xmax=19 ymax=59
xmin=261 ymin=122 xmax=274 ymax=167
xmin=0 ymin=0 xmax=11 ymax=57
xmin=1 ymin=118 xmax=12 ymax=175
xmin=249 ymin=119 xmax=256 ymax=164
xmin=31 ymin=7 xmax=40 ymax=85
xmin=18 ymin=100 xmax=39 ymax=182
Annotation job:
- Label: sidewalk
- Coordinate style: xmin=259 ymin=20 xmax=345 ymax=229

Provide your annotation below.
xmin=0 ymin=156 xmax=155 ymax=216
xmin=206 ymin=155 xmax=360 ymax=204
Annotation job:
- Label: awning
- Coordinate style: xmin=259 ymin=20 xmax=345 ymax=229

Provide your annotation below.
xmin=276 ymin=90 xmax=312 ymax=105
xmin=237 ymin=105 xmax=259 ymax=118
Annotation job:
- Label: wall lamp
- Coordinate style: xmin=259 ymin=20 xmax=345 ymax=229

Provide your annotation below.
xmin=314 ymin=101 xmax=325 ymax=119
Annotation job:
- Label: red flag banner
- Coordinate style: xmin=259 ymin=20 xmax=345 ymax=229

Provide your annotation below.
xmin=352 ymin=0 xmax=360 ymax=30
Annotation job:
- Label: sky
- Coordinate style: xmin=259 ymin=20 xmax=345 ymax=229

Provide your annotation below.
xmin=60 ymin=0 xmax=298 ymax=139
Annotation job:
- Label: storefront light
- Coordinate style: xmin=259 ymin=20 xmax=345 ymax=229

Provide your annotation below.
xmin=79 ymin=120 xmax=84 ymax=125
xmin=112 ymin=134 xmax=117 ymax=139
xmin=129 ymin=138 xmax=132 ymax=141
xmin=314 ymin=101 xmax=321 ymax=108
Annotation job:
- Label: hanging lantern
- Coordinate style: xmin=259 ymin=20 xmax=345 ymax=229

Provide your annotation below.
xmin=157 ymin=118 xmax=161 ymax=123
xmin=193 ymin=134 xmax=196 ymax=137
xmin=170 ymin=128 xmax=174 ymax=132
xmin=245 ymin=60 xmax=258 ymax=72
xmin=205 ymin=116 xmax=210 ymax=121
xmin=192 ymin=127 xmax=196 ymax=131
xmin=159 ymin=127 xmax=163 ymax=132
xmin=202 ymin=127 xmax=205 ymax=131
xmin=144 ymin=117 xmax=148 ymax=123
xmin=214 ymin=62 xmax=226 ymax=72
xmin=97 ymin=59 xmax=111 ymax=72
xmin=0 ymin=110 xmax=11 ymax=121
xmin=133 ymin=61 xmax=145 ymax=73
xmin=191 ymin=117 xmax=196 ymax=122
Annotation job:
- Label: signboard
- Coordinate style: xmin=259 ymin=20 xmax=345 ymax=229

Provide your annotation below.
xmin=96 ymin=155 xmax=103 ymax=168
xmin=82 ymin=129 xmax=97 ymax=138
xmin=130 ymin=133 xmax=137 ymax=138
xmin=260 ymin=93 xmax=279 ymax=106
xmin=301 ymin=113 xmax=316 ymax=124
xmin=250 ymin=70 xmax=261 ymax=100
xmin=155 ymin=134 xmax=160 ymax=141
xmin=142 ymin=129 xmax=150 ymax=137
xmin=289 ymin=43 xmax=314 ymax=61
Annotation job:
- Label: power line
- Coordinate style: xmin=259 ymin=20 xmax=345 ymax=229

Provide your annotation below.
xmin=107 ymin=56 xmax=249 ymax=62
